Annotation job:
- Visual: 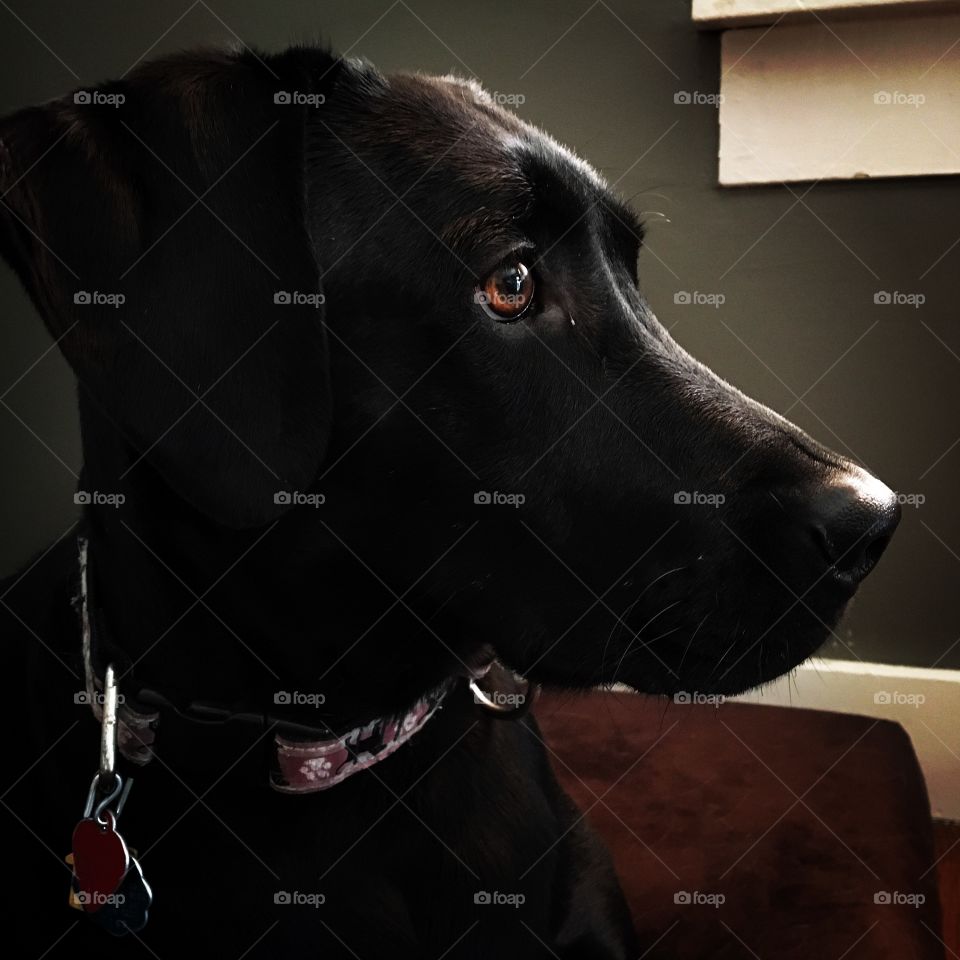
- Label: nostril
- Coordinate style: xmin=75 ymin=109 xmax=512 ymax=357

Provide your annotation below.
xmin=809 ymin=523 xmax=832 ymax=564
xmin=832 ymin=523 xmax=895 ymax=584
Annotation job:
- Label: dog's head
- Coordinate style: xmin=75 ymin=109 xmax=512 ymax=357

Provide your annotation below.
xmin=0 ymin=47 xmax=899 ymax=706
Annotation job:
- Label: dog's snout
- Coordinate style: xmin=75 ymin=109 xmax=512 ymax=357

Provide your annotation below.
xmin=808 ymin=468 xmax=901 ymax=586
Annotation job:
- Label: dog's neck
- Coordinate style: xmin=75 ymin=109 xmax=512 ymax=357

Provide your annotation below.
xmin=74 ymin=397 xmax=485 ymax=729
xmin=78 ymin=508 xmax=466 ymax=727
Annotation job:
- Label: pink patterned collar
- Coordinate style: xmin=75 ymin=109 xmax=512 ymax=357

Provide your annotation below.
xmin=77 ymin=535 xmax=497 ymax=796
xmin=270 ymin=680 xmax=455 ymax=794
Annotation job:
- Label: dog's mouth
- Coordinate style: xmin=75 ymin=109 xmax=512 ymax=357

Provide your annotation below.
xmin=602 ymin=578 xmax=847 ymax=698
xmin=652 ymin=606 xmax=840 ymax=697
xmin=589 ymin=599 xmax=838 ymax=700
xmin=512 ymin=488 xmax=897 ymax=702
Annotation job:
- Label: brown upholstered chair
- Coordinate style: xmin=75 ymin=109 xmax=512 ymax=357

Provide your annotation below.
xmin=536 ymin=692 xmax=944 ymax=959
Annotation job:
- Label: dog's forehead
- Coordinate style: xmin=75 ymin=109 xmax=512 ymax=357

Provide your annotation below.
xmin=361 ymin=72 xmax=608 ymax=201
xmin=434 ymin=74 xmax=605 ymax=187
xmin=325 ymin=69 xmax=627 ymax=264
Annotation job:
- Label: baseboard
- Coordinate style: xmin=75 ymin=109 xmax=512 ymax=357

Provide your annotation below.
xmin=732 ymin=659 xmax=960 ymax=820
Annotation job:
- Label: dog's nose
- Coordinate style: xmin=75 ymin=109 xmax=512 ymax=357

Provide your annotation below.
xmin=809 ymin=468 xmax=900 ymax=586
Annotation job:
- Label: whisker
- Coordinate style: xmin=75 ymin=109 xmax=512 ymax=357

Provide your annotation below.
xmin=706 ymin=620 xmax=741 ymax=685
xmin=678 ymin=610 xmax=712 ymax=673
xmin=611 ymin=609 xmax=682 ymax=686
xmin=601 ymin=565 xmax=687 ymax=681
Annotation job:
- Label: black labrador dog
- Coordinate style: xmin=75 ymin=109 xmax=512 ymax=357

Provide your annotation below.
xmin=0 ymin=44 xmax=899 ymax=958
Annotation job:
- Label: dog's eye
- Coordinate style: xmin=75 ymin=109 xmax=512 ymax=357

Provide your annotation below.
xmin=477 ymin=262 xmax=535 ymax=321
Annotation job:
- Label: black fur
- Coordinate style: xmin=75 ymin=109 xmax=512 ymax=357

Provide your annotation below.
xmin=0 ymin=45 xmax=898 ymax=957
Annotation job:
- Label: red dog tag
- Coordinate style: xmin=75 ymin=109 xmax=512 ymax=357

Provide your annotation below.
xmin=70 ymin=811 xmax=129 ymax=913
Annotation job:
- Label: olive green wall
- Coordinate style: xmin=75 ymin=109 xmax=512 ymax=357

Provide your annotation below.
xmin=1 ymin=1 xmax=957 ymax=668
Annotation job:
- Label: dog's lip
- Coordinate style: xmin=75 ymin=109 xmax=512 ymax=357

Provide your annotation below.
xmin=640 ymin=590 xmax=850 ymax=683
xmin=829 ymin=564 xmax=866 ymax=589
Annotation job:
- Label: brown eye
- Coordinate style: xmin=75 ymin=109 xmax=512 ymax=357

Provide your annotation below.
xmin=477 ymin=262 xmax=535 ymax=321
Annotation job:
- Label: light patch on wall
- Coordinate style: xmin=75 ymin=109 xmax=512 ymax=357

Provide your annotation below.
xmin=694 ymin=0 xmax=950 ymax=30
xmin=718 ymin=11 xmax=960 ymax=185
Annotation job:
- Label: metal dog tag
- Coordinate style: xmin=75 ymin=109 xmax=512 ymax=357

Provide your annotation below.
xmin=70 ymin=809 xmax=129 ymax=911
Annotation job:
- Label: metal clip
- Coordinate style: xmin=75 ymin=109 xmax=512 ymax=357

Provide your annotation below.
xmin=81 ymin=664 xmax=133 ymax=824
xmin=100 ymin=663 xmax=118 ymax=777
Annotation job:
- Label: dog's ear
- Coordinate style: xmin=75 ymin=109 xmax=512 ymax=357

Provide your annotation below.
xmin=0 ymin=48 xmax=335 ymax=528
